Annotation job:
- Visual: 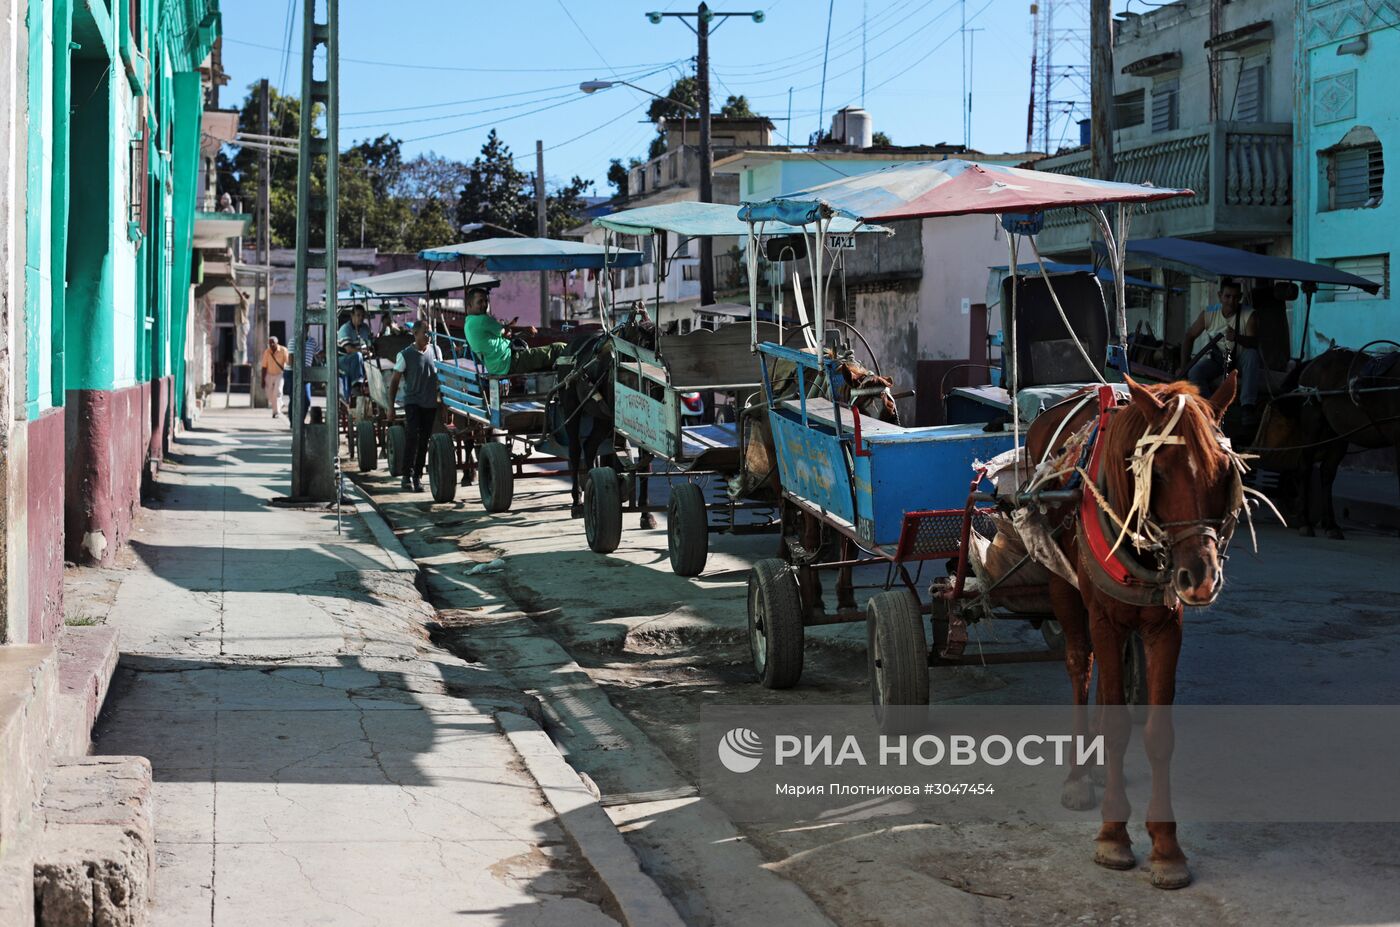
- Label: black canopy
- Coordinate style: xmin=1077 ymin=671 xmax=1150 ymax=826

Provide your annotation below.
xmin=1097 ymin=237 xmax=1381 ymax=294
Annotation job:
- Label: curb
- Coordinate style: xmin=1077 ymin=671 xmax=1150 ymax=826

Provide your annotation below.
xmin=344 ymin=481 xmax=420 ymax=574
xmin=496 ymin=711 xmax=686 ymax=927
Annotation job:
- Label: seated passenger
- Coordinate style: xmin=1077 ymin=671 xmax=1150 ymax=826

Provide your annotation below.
xmin=462 ymin=286 xmax=565 ymax=375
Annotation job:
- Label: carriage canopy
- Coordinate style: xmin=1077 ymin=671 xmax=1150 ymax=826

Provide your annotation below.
xmin=1105 ymin=237 xmax=1383 ymax=294
xmin=347 ymin=267 xmax=499 ymax=297
xmin=737 ymin=158 xmax=1194 ymax=225
xmin=418 ymin=236 xmax=645 ymax=271
xmin=594 ymin=201 xmax=889 ymax=238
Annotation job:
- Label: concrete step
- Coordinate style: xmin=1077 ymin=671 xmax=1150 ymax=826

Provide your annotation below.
xmin=52 ymin=627 xmax=121 ymax=758
xmin=0 ymin=645 xmax=58 ymax=860
xmin=32 ymin=756 xmax=155 ymax=927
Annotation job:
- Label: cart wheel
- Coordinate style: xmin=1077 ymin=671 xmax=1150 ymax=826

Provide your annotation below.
xmin=867 ymin=590 xmax=930 ymax=727
xmin=356 ymin=421 xmax=377 ymax=472
xmin=478 ymin=442 xmax=514 ymax=513
xmin=667 ymin=482 xmax=709 ymax=576
xmin=748 ymin=559 xmax=804 ymax=689
xmin=427 ymin=433 xmax=457 ymax=503
xmin=386 ymin=424 xmax=406 ymax=477
xmin=1123 ymin=630 xmax=1148 ymax=710
xmin=1040 ymin=619 xmax=1066 ymax=657
xmin=584 ymin=467 xmax=623 ymax=554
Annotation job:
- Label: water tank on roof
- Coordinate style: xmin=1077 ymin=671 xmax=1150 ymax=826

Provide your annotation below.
xmin=831 ymin=107 xmax=873 ymax=148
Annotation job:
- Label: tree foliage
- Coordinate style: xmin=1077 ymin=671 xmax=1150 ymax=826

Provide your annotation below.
xmin=719 ymin=94 xmax=755 ymax=118
xmin=217 ymin=86 xmax=593 ymax=253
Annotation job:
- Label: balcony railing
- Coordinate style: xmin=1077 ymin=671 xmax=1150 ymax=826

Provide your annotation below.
xmin=627 ymin=147 xmax=694 ymax=198
xmin=1033 ymin=121 xmax=1290 ymax=252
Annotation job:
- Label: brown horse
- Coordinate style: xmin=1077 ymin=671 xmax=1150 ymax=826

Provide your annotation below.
xmin=1026 ymin=373 xmax=1245 ymax=890
xmin=1255 ymin=347 xmax=1400 ymax=539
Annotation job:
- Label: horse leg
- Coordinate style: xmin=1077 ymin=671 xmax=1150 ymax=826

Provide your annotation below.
xmin=835 ymin=537 xmax=857 ymax=612
xmin=1050 ymin=578 xmax=1097 ymax=810
xmin=460 ymin=438 xmax=476 ymax=487
xmin=568 ymin=422 xmax=584 ymax=518
xmin=1088 ymin=605 xmax=1135 ymax=873
xmin=1297 ymin=447 xmax=1316 ymax=537
xmin=637 ymin=451 xmax=657 ymax=529
xmin=1141 ymin=614 xmax=1190 ymax=889
xmin=1318 ymin=439 xmax=1348 ymax=540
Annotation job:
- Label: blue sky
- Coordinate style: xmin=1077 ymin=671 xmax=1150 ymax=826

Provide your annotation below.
xmin=219 ymin=0 xmax=1102 ymax=194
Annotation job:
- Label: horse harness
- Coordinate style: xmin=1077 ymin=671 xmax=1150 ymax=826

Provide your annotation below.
xmin=1042 ymin=385 xmax=1247 ymax=607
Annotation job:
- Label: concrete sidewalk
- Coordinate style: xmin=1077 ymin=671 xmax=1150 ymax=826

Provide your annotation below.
xmin=81 ymin=408 xmax=650 ymax=926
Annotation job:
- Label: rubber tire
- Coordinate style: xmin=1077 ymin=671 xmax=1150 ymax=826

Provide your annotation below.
xmin=584 ymin=467 xmax=623 ymax=554
xmin=478 ymin=442 xmax=514 ymax=513
xmin=1040 ymin=619 xmax=1066 ymax=656
xmin=867 ymin=590 xmax=930 ymax=729
xmin=356 ymin=421 xmax=377 ymax=472
xmin=386 ymin=424 xmax=406 ymax=477
xmin=667 ymin=482 xmax=709 ymax=576
xmin=748 ymin=559 xmax=804 ymax=689
xmin=427 ymin=433 xmax=457 ymax=503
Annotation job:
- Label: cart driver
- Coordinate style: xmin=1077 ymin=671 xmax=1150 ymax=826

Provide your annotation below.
xmin=1178 ymin=279 xmax=1262 ymax=420
xmin=337 ymin=304 xmax=374 ymax=391
xmin=463 ymin=286 xmax=566 ymax=375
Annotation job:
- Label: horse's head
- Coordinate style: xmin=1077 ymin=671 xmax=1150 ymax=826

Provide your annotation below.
xmin=1113 ymin=374 xmax=1242 ymax=607
xmin=835 ymin=360 xmax=899 ymax=423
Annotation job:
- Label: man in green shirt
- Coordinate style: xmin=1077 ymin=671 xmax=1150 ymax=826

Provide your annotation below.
xmin=463 ymin=287 xmax=566 ymax=375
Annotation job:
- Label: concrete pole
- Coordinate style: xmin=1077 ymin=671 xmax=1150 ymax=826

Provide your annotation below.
xmin=251 ymin=78 xmax=270 ymax=408
xmin=697 ymin=2 xmax=715 ymax=307
xmin=536 ymin=140 xmax=548 ymax=326
xmin=1090 ymin=0 xmax=1115 ymax=181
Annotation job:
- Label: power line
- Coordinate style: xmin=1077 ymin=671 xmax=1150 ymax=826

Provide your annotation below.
xmin=342 ymin=64 xmax=674 ymax=116
xmin=223 ymin=36 xmax=683 ymax=74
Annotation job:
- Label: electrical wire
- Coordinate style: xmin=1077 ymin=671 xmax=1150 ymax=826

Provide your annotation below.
xmin=222 ymin=36 xmax=683 ymax=74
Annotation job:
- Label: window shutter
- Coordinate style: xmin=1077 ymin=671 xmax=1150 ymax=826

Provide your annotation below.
xmin=1331 ymin=144 xmax=1383 ymax=209
xmin=1328 ymin=254 xmax=1389 ymax=302
xmin=1151 ymin=81 xmax=1179 ymax=132
xmin=1235 ymin=66 xmax=1264 ymax=122
xmin=1114 ymin=90 xmax=1145 ymax=129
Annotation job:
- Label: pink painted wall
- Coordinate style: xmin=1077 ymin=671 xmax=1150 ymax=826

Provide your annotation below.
xmin=28 ymin=408 xmax=66 ymax=643
xmin=373 ymin=253 xmax=589 ymax=329
xmin=65 ymin=382 xmax=151 ymax=565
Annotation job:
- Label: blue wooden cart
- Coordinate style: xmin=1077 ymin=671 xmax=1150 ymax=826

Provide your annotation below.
xmin=738 ymin=159 xmax=1193 ymax=711
xmin=585 ymin=202 xmax=889 ymax=575
xmin=414 ymin=238 xmax=643 ymax=509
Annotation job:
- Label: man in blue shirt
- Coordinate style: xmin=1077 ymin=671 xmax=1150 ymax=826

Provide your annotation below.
xmin=337 ymin=305 xmax=373 ymax=391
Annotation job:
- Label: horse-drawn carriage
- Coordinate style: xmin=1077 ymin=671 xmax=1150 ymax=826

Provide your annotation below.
xmin=735 ymin=160 xmax=1209 ymax=707
xmin=580 ymin=202 xmax=890 ymax=575
xmin=414 ymin=238 xmax=643 ymax=508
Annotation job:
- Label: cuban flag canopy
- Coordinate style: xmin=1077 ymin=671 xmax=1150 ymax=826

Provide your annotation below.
xmin=737 ymin=159 xmax=1194 ymax=226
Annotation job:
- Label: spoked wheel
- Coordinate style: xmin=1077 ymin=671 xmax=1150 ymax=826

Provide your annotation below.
xmin=584 ymin=467 xmax=623 ymax=553
xmin=356 ymin=421 xmax=377 ymax=472
xmin=386 ymin=424 xmax=406 ymax=477
xmin=867 ymin=590 xmax=930 ymax=730
xmin=748 ymin=559 xmax=804 ymax=689
xmin=478 ymin=442 xmax=514 ymax=513
xmin=427 ymin=433 xmax=457 ymax=503
xmin=667 ymin=482 xmax=708 ymax=576
xmin=1040 ymin=619 xmax=1066 ymax=657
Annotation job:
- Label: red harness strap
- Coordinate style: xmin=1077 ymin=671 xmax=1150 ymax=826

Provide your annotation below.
xmin=1076 ymin=385 xmax=1137 ymax=588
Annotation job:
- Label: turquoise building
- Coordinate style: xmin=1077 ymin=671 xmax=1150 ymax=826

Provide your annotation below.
xmin=1 ymin=0 xmax=222 ymax=645
xmin=1293 ymin=0 xmax=1398 ymax=356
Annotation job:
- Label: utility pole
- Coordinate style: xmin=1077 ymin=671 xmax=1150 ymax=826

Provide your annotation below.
xmin=647 ymin=4 xmax=764 ymax=307
xmin=251 ymin=78 xmax=271 ymax=408
xmin=536 ymin=140 xmax=548 ymax=326
xmin=1089 ymin=0 xmax=1114 ymax=180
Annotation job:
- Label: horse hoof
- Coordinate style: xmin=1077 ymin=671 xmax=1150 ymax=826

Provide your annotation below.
xmin=1326 ymin=528 xmax=1345 ymax=541
xmin=1061 ymin=777 xmax=1097 ymax=811
xmin=640 ymin=513 xmax=657 ymax=530
xmin=1090 ymin=764 xmax=1107 ymax=787
xmin=1299 ymin=526 xmax=1316 ymax=538
xmin=570 ymin=503 xmax=584 ymax=519
xmin=1150 ymin=858 xmax=1192 ymax=890
xmin=1093 ymin=840 xmax=1136 ymax=871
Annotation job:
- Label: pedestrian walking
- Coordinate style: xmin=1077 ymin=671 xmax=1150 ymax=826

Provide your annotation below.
xmin=260 ymin=336 xmax=291 ymax=416
xmin=388 ymin=325 xmax=441 ymax=492
xmin=290 ymin=331 xmax=321 ymax=429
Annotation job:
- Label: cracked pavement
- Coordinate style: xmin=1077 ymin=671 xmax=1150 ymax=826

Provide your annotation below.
xmin=83 ymin=408 xmax=619 ymax=926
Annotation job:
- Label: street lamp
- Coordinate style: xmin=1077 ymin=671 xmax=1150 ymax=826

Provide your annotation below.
xmin=578 ymin=79 xmax=699 ymax=115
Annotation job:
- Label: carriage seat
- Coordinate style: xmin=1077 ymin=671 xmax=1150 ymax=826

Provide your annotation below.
xmin=657 ymin=321 xmax=807 ymax=390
